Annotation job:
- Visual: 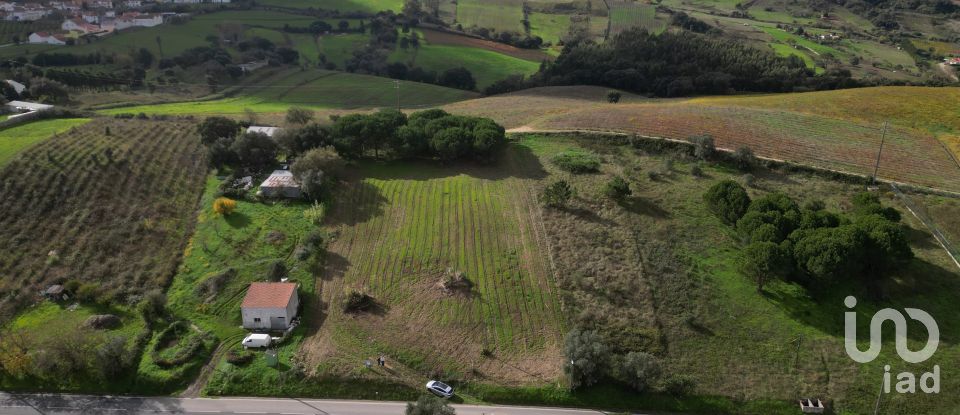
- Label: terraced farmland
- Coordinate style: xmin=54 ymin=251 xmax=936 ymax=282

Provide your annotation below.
xmin=608 ymin=1 xmax=665 ymax=35
xmin=0 ymin=118 xmax=207 ymax=320
xmin=0 ymin=118 xmax=90 ymax=167
xmin=303 ymin=153 xmax=564 ymax=383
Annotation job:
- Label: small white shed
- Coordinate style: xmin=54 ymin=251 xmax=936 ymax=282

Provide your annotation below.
xmin=259 ymin=170 xmax=300 ymax=198
xmin=241 ymin=282 xmax=299 ymax=330
xmin=246 ymin=125 xmax=281 ymax=137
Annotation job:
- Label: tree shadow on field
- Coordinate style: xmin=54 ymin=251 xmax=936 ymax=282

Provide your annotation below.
xmin=764 ymin=259 xmax=960 ymax=343
xmin=321 ymin=251 xmax=352 ymax=282
xmin=354 ymin=145 xmax=547 ymax=182
xmin=904 ymin=225 xmax=939 ymax=251
xmin=224 ymin=212 xmax=251 ymax=228
xmin=619 ymin=196 xmax=670 ymax=218
xmin=325 ymin=180 xmax=387 ymax=226
xmin=565 ymin=205 xmax=619 ymax=227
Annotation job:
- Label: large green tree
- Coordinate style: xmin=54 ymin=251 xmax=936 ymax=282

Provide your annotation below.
xmin=704 ymin=180 xmax=751 ymax=225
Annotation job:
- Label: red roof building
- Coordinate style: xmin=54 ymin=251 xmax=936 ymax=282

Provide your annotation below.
xmin=240 ymin=282 xmax=299 ymax=330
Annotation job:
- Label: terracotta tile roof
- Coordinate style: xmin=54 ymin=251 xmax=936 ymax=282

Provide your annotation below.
xmin=241 ymin=282 xmax=297 ymax=308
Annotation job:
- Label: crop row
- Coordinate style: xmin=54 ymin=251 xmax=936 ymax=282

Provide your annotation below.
xmin=0 ymin=119 xmax=207 ymax=319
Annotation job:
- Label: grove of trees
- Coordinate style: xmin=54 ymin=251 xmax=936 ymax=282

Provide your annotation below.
xmin=704 ymin=180 xmax=913 ymax=292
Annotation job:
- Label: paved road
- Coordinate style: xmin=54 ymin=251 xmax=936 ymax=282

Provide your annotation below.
xmin=0 ymin=393 xmax=611 ymax=415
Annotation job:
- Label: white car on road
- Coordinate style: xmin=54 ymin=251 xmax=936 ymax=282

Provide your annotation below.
xmin=425 ymin=380 xmax=454 ymax=398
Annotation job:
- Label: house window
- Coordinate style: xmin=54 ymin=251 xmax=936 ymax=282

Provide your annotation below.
xmin=253 ymin=318 xmax=261 ymax=322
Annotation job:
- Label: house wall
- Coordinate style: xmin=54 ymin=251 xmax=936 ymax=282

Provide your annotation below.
xmin=242 ymin=306 xmax=290 ymax=330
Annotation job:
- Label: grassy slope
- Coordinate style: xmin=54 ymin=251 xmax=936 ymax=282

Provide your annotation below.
xmin=445 ymin=86 xmax=960 ymax=192
xmin=0 ymin=118 xmax=90 ymax=167
xmin=390 ymin=31 xmax=541 ymax=89
xmin=99 ymin=70 xmax=478 ymax=115
xmin=455 ymin=0 xmax=525 ymax=33
xmin=196 ymin=134 xmax=960 ymax=414
xmin=256 ymin=0 xmax=402 ymax=13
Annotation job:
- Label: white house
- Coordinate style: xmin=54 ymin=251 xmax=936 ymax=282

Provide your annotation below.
xmin=123 ymin=0 xmax=142 ymax=7
xmin=90 ymin=0 xmax=114 ymax=8
xmin=114 ymin=12 xmax=162 ymax=30
xmin=240 ymin=282 xmax=299 ymax=330
xmin=63 ymin=18 xmax=100 ymax=33
xmin=246 ymin=125 xmax=280 ymax=137
xmin=0 ymin=2 xmax=15 ymax=12
xmin=27 ymin=32 xmax=66 ymax=45
xmin=9 ymin=6 xmax=49 ymax=21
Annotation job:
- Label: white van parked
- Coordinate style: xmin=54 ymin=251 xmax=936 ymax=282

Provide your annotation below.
xmin=241 ymin=333 xmax=273 ymax=349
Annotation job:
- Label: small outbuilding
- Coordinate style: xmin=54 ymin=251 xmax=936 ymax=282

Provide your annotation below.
xmin=7 ymin=100 xmax=53 ymax=113
xmin=43 ymin=284 xmax=66 ymax=301
xmin=246 ymin=125 xmax=281 ymax=137
xmin=259 ymin=170 xmax=301 ymax=198
xmin=240 ymin=282 xmax=299 ymax=330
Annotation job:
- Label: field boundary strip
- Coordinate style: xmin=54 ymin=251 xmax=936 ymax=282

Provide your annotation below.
xmin=507 ymin=127 xmax=960 ymax=198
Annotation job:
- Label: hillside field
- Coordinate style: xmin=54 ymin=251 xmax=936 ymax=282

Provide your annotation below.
xmin=100 ymin=69 xmax=478 ymax=115
xmin=0 ymin=119 xmax=207 ymax=320
xmin=445 ymin=86 xmax=960 ymax=193
xmin=0 ymin=118 xmax=90 ymax=167
xmin=181 ymin=132 xmax=960 ymax=414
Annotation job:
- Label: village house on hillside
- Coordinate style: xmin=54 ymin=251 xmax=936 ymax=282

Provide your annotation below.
xmin=28 ymin=31 xmax=66 ymax=44
xmin=240 ymin=282 xmax=299 ymax=330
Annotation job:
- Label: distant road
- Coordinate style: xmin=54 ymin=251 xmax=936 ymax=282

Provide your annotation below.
xmin=0 ymin=393 xmax=621 ymax=415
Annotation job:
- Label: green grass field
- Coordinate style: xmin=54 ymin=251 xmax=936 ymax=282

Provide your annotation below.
xmin=608 ymin=1 xmax=666 ymax=35
xmin=0 ymin=118 xmax=90 ymax=167
xmin=455 ymin=0 xmax=525 ymax=33
xmin=256 ymin=0 xmax=402 ymax=12
xmin=100 ymin=70 xmax=477 ymax=114
xmin=527 ymin=12 xmax=570 ymax=44
xmin=166 ymin=175 xmax=317 ymax=340
xmin=390 ymin=41 xmax=541 ymax=88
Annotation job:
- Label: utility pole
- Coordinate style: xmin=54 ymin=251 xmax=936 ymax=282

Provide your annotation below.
xmin=873 ymin=367 xmax=884 ymax=415
xmin=394 ymin=79 xmax=400 ymax=111
xmin=871 ymin=121 xmax=888 ymax=186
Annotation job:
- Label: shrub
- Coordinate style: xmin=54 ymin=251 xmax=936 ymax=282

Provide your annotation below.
xmin=342 ymin=289 xmax=375 ymax=312
xmin=551 ymin=151 xmax=600 ymax=173
xmin=607 ymin=91 xmax=621 ymax=103
xmin=603 ymin=176 xmax=631 ymax=201
xmin=703 ymin=180 xmax=751 ymax=225
xmin=285 ymin=106 xmax=314 ymax=125
xmin=226 ymin=349 xmax=255 ymax=366
xmin=616 ymin=351 xmax=661 ymax=392
xmin=563 ymin=329 xmax=609 ymax=389
xmin=734 ymin=146 xmax=756 ymax=171
xmin=541 ymin=180 xmax=574 ymax=208
xmin=303 ymin=201 xmax=326 ymax=225
xmin=691 ymin=164 xmax=704 ymax=177
xmin=662 ymin=374 xmax=696 ymax=396
xmin=406 ymin=394 xmax=455 ymax=415
xmin=741 ymin=173 xmax=756 ymax=187
xmin=690 ymin=134 xmax=715 ymax=160
xmin=213 ymin=197 xmax=237 ymax=216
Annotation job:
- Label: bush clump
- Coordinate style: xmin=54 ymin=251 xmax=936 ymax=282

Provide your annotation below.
xmin=703 ymin=179 xmax=751 ymax=225
xmin=342 ymin=289 xmax=375 ymax=313
xmin=551 ymin=151 xmax=601 ymax=173
xmin=226 ymin=349 xmax=255 ymax=366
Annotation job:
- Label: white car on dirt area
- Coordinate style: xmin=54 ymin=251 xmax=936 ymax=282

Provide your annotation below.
xmin=425 ymin=380 xmax=454 ymax=398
